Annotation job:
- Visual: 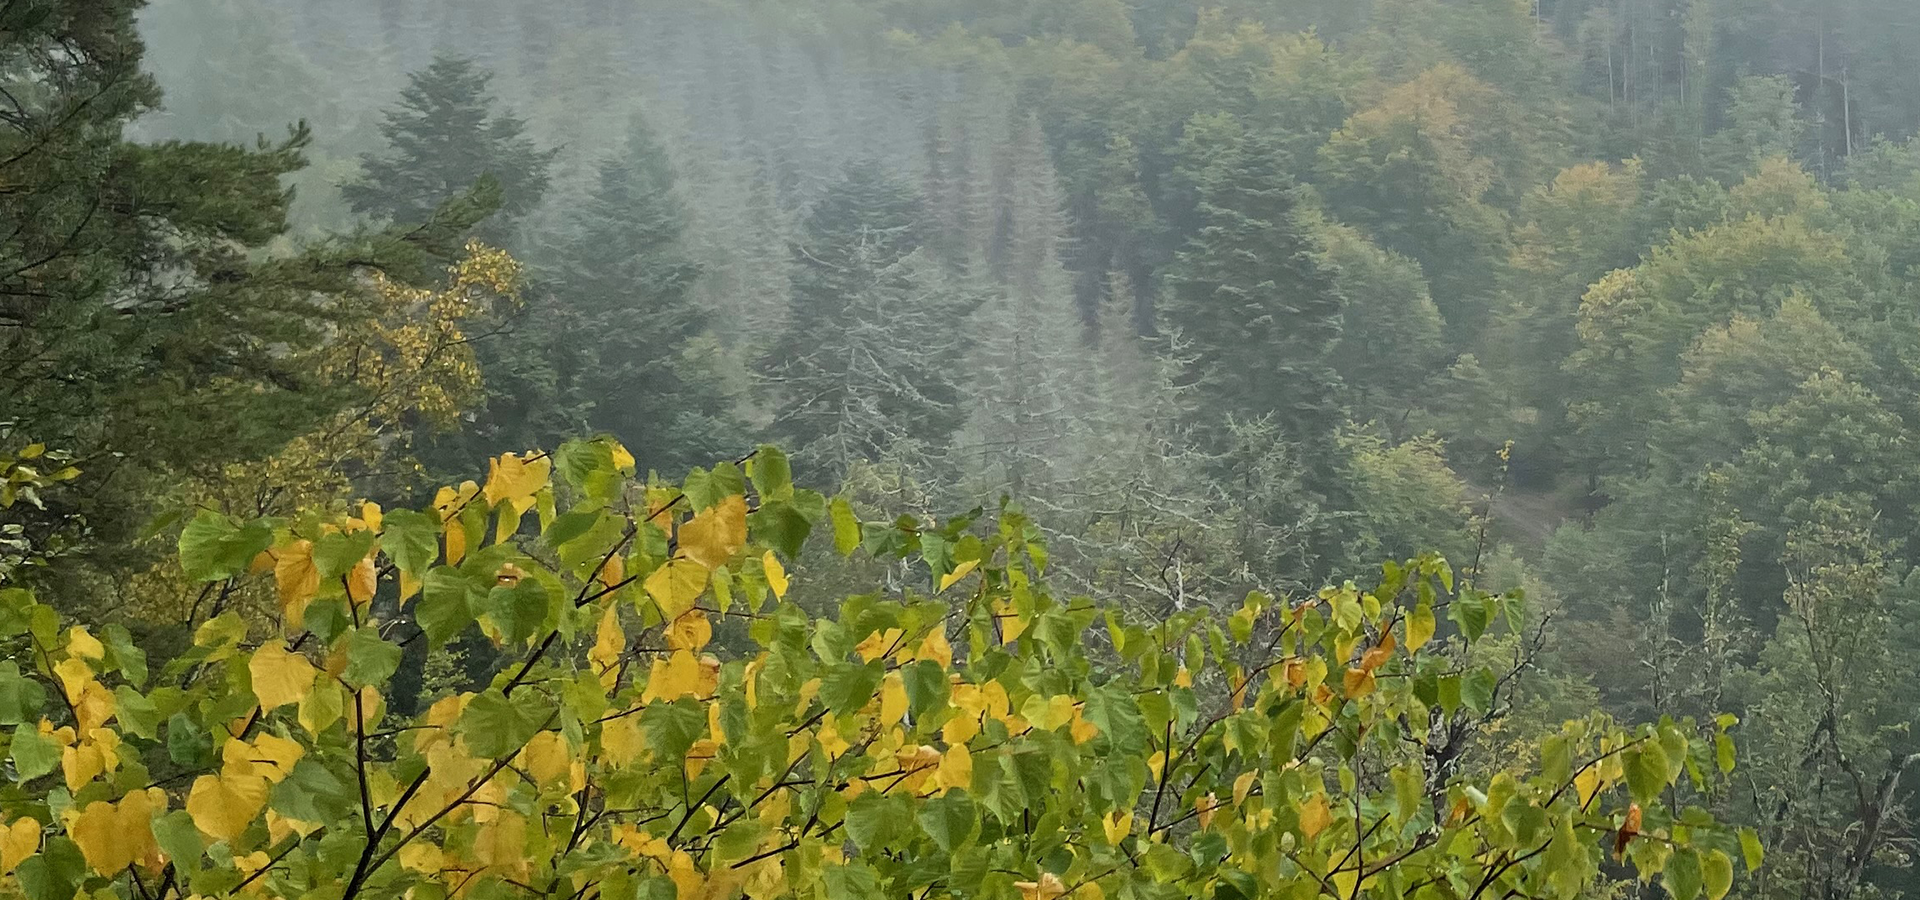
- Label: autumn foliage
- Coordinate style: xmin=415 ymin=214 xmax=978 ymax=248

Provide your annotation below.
xmin=0 ymin=442 xmax=1755 ymax=900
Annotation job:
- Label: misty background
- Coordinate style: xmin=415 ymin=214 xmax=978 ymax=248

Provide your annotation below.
xmin=13 ymin=1 xmax=1920 ymax=895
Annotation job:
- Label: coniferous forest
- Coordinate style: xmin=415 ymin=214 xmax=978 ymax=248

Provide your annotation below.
xmin=8 ymin=2 xmax=1920 ymax=899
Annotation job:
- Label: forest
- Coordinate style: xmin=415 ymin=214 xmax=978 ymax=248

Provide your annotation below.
xmin=4 ymin=0 xmax=1920 ymax=898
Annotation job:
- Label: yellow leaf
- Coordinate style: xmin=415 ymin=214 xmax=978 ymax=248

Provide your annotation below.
xmin=222 ymin=732 xmax=303 ymax=783
xmin=1195 ymin=793 xmax=1219 ymax=830
xmin=609 ymin=441 xmax=636 ymax=474
xmin=993 ymin=599 xmax=1028 ymax=643
xmin=65 ymin=627 xmax=104 ymax=661
xmin=597 ymin=553 xmax=626 ymax=589
xmin=275 ymin=540 xmax=320 ymax=628
xmin=855 ymin=628 xmax=904 ymax=663
xmin=69 ymin=801 xmax=133 ymax=874
xmin=1233 ymin=771 xmax=1259 ymax=807
xmin=398 ymin=843 xmax=442 ymax=874
xmin=666 ymin=610 xmax=713 ymax=652
xmin=361 ymin=501 xmax=383 ymax=533
xmin=645 ymin=560 xmax=709 ymax=621
xmin=934 ymin=743 xmax=973 ymax=793
xmin=589 ymin=607 xmax=625 ymax=680
xmin=1342 ymin=667 xmax=1376 ymax=699
xmin=444 ymin=519 xmax=467 ymax=567
xmin=483 ymin=453 xmax=551 ymax=512
xmin=0 ymin=816 xmax=40 ymax=873
xmin=398 ymin=569 xmax=421 ymax=606
xmin=938 ymin=559 xmax=980 ymax=592
xmin=1574 ymin=767 xmax=1602 ymax=806
xmin=474 ymin=810 xmax=529 ymax=875
xmin=519 ymin=732 xmax=572 ymax=787
xmin=817 ymin=714 xmax=851 ymax=760
xmin=1016 ymin=872 xmax=1067 ymax=900
xmin=1298 ymin=793 xmax=1333 ymax=840
xmin=1102 ymin=809 xmax=1132 ymax=844
xmin=1406 ymin=603 xmax=1436 ymax=652
xmin=679 ymin=496 xmax=747 ymax=570
xmin=187 ymin=773 xmax=269 ymax=843
xmin=918 ymin=627 xmax=953 ymax=668
xmin=52 ymin=656 xmax=91 ymax=705
xmin=602 ymin=714 xmax=646 ymax=767
xmin=347 ymin=556 xmax=377 ymax=607
xmin=879 ymin=671 xmax=908 ymax=725
xmin=248 ymin=643 xmax=316 ymax=710
xmin=763 ymin=551 xmax=789 ymax=599
xmin=644 ymin=650 xmax=703 ymax=702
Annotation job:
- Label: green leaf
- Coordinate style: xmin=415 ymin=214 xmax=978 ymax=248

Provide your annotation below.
xmin=1701 ymin=849 xmax=1733 ymax=900
xmin=555 ymin=439 xmax=622 ymax=500
xmin=459 ymin=691 xmax=547 ymax=758
xmin=340 ymin=628 xmax=402 ymax=688
xmin=1626 ymin=742 xmax=1671 ymax=805
xmin=749 ymin=500 xmax=813 ymax=559
xmin=902 ymin=659 xmax=950 ymax=720
xmin=102 ymin=624 xmax=147 ymax=686
xmin=14 ymin=836 xmax=84 ymax=900
xmin=642 ymin=699 xmax=706 ymax=763
xmin=113 ymin=686 xmax=160 ymax=739
xmin=151 ymin=810 xmax=203 ymax=869
xmin=750 ymin=445 xmax=794 ymax=502
xmin=9 ymin=725 xmax=58 ymax=780
xmin=819 ymin=662 xmax=883 ymax=717
xmin=831 ymin=497 xmax=861 ymax=556
xmin=918 ymin=790 xmax=979 ymax=853
xmin=1739 ymin=827 xmax=1764 ymax=872
xmin=416 ymin=568 xmax=481 ymax=647
xmin=1451 ymin=593 xmax=1491 ymax=642
xmin=846 ymin=792 xmax=914 ymax=853
xmin=486 ymin=576 xmax=554 ymax=646
xmin=1084 ymin=684 xmax=1148 ymax=755
xmin=380 ymin=509 xmax=440 ymax=575
xmin=270 ymin=758 xmax=353 ymax=823
xmin=1664 ymin=848 xmax=1704 ymax=900
xmin=167 ymin=712 xmax=212 ymax=767
xmin=0 ymin=661 xmax=47 ymax=725
xmin=823 ymin=865 xmax=881 ymax=900
xmin=178 ymin=511 xmax=274 ymax=582
xmin=314 ymin=529 xmax=378 ymax=580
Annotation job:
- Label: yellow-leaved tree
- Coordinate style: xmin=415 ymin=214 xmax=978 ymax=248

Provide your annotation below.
xmin=119 ymin=241 xmax=521 ymax=627
xmin=0 ymin=441 xmax=1756 ymax=900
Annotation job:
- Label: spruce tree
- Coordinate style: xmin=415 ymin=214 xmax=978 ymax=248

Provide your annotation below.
xmin=1162 ymin=117 xmax=1346 ymax=486
xmin=957 ymin=116 xmax=1091 ymax=501
xmin=760 ymin=162 xmax=976 ymax=484
xmin=528 ymin=117 xmax=743 ymax=475
xmin=343 ymin=55 xmax=556 ymax=244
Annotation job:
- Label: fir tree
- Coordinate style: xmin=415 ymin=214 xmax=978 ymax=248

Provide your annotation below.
xmin=434 ymin=116 xmax=744 ymax=476
xmin=343 ymin=55 xmax=557 ymax=244
xmin=760 ymin=162 xmax=976 ymax=484
xmin=1162 ymin=117 xmax=1346 ymax=487
xmin=957 ymin=115 xmax=1090 ymax=501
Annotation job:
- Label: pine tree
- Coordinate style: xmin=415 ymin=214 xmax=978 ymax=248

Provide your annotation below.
xmin=343 ymin=55 xmax=557 ymax=244
xmin=760 ymin=162 xmax=976 ymax=484
xmin=1162 ymin=116 xmax=1346 ymax=487
xmin=1 ymin=2 xmax=481 ymax=558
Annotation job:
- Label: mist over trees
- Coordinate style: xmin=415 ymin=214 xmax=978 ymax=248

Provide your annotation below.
xmin=10 ymin=0 xmax=1920 ymax=898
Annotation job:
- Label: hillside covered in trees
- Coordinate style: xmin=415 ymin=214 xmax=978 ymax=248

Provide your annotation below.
xmin=7 ymin=1 xmax=1920 ymax=899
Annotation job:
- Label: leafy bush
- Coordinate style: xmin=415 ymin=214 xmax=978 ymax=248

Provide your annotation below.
xmin=0 ymin=442 xmax=1752 ymax=900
